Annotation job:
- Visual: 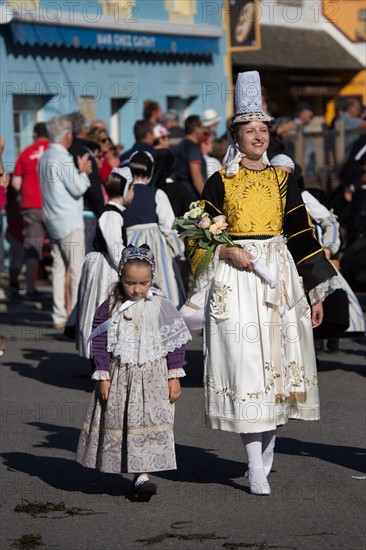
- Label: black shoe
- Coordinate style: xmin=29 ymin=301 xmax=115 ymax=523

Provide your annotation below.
xmin=131 ymin=479 xmax=157 ymax=502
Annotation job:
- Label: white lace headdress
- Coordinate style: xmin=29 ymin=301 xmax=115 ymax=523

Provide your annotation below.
xmin=111 ymin=166 xmax=133 ymax=199
xmin=224 ymin=71 xmax=272 ymax=176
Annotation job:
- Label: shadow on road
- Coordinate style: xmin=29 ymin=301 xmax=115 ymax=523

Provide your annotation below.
xmin=317 ymin=358 xmax=366 ymax=377
xmin=2 ymin=348 xmax=95 ymax=392
xmin=2 ymin=428 xmax=364 ymax=499
xmin=276 ymin=436 xmax=366 ymax=474
xmin=1 ymin=451 xmax=130 ymax=496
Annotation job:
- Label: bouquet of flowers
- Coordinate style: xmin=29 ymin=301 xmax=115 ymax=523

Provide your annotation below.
xmin=173 ymin=201 xmax=279 ymax=288
xmin=172 ymin=201 xmax=236 ymax=278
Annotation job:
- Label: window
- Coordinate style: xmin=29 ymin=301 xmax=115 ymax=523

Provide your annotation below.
xmin=111 ymin=98 xmax=129 ymax=146
xmin=167 ymin=96 xmax=198 ymax=124
xmin=78 ymin=95 xmax=97 ymax=128
xmin=13 ymin=94 xmax=51 ymax=157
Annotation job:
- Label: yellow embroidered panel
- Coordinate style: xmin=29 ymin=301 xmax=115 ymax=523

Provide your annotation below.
xmin=222 ymin=168 xmax=288 ymax=237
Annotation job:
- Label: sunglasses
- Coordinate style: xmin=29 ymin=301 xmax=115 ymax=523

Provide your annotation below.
xmin=100 ymin=138 xmax=109 ymax=143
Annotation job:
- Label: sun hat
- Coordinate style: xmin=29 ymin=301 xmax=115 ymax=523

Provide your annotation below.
xmin=202 ymin=108 xmax=221 ymax=127
xmin=153 ymin=124 xmax=170 ymax=140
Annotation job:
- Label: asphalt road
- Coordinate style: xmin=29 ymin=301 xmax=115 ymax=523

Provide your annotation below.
xmin=0 ymin=284 xmax=365 ymax=550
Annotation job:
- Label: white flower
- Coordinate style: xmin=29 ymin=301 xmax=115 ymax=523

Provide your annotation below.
xmin=189 ymin=207 xmax=204 ymax=219
xmin=189 ymin=201 xmax=200 ymax=209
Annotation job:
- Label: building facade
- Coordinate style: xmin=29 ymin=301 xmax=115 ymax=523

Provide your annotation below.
xmin=230 ymin=0 xmax=365 ymax=119
xmin=0 ymin=0 xmax=228 ymax=167
xmin=1 ymin=1 xmax=364 ymax=169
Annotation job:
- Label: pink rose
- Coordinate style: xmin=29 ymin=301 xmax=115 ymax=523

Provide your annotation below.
xmin=213 ymin=215 xmax=228 ymax=230
xmin=198 ymin=216 xmax=211 ymax=229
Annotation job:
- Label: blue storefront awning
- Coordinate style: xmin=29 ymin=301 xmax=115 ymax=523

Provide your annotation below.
xmin=10 ymin=22 xmax=219 ymax=56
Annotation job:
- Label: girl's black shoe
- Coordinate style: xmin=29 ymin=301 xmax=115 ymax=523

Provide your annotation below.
xmin=131 ymin=479 xmax=157 ymax=502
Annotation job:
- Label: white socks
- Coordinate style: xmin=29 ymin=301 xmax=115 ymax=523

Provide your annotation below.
xmin=240 ymin=431 xmax=276 ymax=495
xmin=262 ymin=430 xmax=276 ymax=476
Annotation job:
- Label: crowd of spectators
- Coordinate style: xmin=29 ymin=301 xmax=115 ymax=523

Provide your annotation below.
xmin=0 ymin=93 xmax=365 ymax=331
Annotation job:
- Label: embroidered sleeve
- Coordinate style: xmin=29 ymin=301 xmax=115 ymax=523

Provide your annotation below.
xmin=284 ymin=176 xmax=336 ymax=292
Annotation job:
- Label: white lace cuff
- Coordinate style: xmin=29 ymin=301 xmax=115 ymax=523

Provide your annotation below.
xmin=168 ymin=368 xmax=186 ymax=379
xmin=308 ymin=274 xmax=343 ymax=305
xmin=91 ymin=370 xmax=110 ymax=381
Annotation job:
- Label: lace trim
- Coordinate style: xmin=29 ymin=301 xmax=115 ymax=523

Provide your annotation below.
xmin=168 ymin=368 xmax=186 ymax=379
xmin=308 ymin=274 xmax=343 ymax=305
xmin=91 ymin=370 xmax=110 ymax=381
xmin=107 ymin=296 xmax=191 ymax=366
xmin=128 ymin=423 xmax=173 ymax=436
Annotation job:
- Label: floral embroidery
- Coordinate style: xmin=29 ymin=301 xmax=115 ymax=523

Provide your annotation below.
xmin=247 ymin=362 xmax=281 ymax=399
xmin=205 ymin=375 xmax=245 ymax=403
xmin=223 ymin=168 xmax=287 ymax=237
xmin=206 ymin=361 xmax=316 ymax=404
xmin=211 ymin=284 xmax=231 ymax=317
xmin=205 ymin=362 xmax=280 ymax=403
xmin=287 ymin=361 xmax=303 ymax=387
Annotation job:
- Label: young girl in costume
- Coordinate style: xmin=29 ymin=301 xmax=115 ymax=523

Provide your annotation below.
xmin=122 ymin=151 xmax=186 ymax=308
xmin=77 ymin=168 xmax=134 ymax=360
xmin=76 ymin=244 xmax=191 ymax=501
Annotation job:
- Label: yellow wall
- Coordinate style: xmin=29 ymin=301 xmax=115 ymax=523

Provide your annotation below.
xmin=325 ymin=70 xmax=366 ymax=125
xmin=323 ymin=0 xmax=366 ymax=42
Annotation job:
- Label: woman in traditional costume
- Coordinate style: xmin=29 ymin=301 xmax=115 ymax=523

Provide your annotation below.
xmin=190 ymin=71 xmax=340 ymax=495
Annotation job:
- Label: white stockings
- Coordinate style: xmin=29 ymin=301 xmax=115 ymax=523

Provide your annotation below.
xmin=262 ymin=430 xmax=276 ymax=476
xmin=240 ymin=430 xmax=276 ymax=495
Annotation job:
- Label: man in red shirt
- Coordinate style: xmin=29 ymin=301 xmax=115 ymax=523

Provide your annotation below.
xmin=12 ymin=122 xmax=49 ymax=297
